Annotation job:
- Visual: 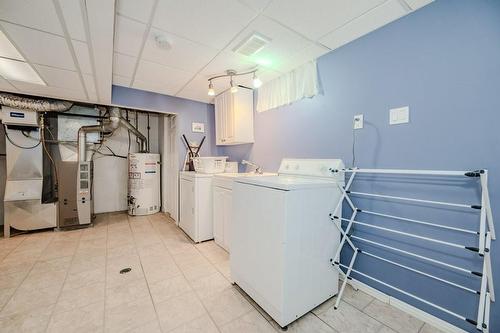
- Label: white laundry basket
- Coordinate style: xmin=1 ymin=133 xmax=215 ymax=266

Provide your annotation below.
xmin=193 ymin=156 xmax=228 ymax=174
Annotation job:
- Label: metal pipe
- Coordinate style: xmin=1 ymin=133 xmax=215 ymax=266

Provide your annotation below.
xmin=119 ymin=116 xmax=147 ymax=152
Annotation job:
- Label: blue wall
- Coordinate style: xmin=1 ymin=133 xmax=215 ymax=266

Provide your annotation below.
xmin=220 ymin=0 xmax=500 ymax=331
xmin=111 ymin=85 xmax=218 ymax=169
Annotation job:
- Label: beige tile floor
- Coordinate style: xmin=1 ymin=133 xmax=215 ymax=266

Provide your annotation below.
xmin=0 ymin=212 xmax=444 ymax=333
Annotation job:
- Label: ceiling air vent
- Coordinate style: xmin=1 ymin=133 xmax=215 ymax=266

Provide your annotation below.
xmin=233 ymin=32 xmax=271 ymax=57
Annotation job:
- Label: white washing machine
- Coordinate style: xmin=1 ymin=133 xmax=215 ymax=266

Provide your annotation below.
xmin=179 ymin=171 xmax=216 ymax=243
xmin=230 ymin=159 xmax=345 ymax=328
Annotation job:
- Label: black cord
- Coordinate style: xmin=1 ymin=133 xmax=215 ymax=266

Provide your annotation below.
xmin=3 ymin=124 xmax=41 ymax=149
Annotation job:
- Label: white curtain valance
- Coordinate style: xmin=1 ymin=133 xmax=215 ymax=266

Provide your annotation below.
xmin=256 ymin=60 xmax=318 ymax=113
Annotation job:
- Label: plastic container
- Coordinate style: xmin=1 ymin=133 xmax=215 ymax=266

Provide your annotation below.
xmin=193 ymin=156 xmax=228 ymax=174
xmin=224 ymin=161 xmax=238 ymax=173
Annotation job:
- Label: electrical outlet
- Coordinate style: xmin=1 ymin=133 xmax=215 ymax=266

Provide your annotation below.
xmin=353 ymin=114 xmax=363 ymax=129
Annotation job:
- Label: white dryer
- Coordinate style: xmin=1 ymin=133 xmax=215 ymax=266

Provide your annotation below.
xmin=230 ymin=159 xmax=345 ymax=328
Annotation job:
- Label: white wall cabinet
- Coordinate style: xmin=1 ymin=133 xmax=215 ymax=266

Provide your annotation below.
xmin=213 ymin=185 xmax=232 ymax=252
xmin=214 ymin=87 xmax=254 ymax=145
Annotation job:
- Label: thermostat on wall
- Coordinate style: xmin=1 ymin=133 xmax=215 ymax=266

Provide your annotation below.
xmin=192 ymin=122 xmax=205 ymax=133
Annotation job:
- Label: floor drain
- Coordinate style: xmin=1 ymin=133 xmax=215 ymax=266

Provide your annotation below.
xmin=120 ymin=268 xmax=132 ymax=274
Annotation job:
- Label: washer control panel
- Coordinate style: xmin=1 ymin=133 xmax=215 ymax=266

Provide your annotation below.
xmin=278 ymin=159 xmax=345 ymax=180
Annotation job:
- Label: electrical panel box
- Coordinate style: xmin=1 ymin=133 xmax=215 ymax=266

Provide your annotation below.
xmin=1 ymin=106 xmax=39 ymax=127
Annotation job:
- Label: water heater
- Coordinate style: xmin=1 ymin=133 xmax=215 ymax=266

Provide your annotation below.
xmin=128 ymin=153 xmax=160 ymax=216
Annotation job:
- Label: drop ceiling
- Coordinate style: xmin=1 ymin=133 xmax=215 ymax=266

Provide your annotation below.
xmin=0 ymin=0 xmax=433 ymax=105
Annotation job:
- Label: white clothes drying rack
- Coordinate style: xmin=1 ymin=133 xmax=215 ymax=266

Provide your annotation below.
xmin=328 ymin=168 xmax=495 ymax=332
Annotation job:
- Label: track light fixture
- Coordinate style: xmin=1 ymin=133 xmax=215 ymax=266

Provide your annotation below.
xmin=207 ymin=68 xmax=261 ymax=97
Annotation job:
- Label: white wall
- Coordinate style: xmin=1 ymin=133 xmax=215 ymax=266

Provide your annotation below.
xmin=93 ymin=111 xmax=160 ymax=214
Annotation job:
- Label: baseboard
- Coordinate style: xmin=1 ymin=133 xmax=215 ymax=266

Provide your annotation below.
xmin=342 ymin=278 xmax=467 ymax=333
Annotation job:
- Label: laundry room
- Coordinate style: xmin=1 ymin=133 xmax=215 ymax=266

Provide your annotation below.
xmin=0 ymin=0 xmax=498 ymax=332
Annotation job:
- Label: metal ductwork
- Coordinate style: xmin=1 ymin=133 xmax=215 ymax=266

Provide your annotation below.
xmin=0 ymin=93 xmax=73 ymax=112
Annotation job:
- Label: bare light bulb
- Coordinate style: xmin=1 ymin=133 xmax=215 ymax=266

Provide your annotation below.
xmin=252 ymin=74 xmax=262 ymax=88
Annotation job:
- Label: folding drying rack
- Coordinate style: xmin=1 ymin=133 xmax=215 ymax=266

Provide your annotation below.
xmin=328 ymin=168 xmax=495 ymax=332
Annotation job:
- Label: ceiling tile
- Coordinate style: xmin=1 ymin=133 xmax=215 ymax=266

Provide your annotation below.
xmin=0 ymin=0 xmax=63 ymax=36
xmin=72 ymin=40 xmax=92 ymax=74
xmin=264 ymin=0 xmax=386 ymax=41
xmin=113 ymin=52 xmax=137 ymax=78
xmin=59 ymin=0 xmax=87 ymax=41
xmin=201 ymin=51 xmax=255 ymax=77
xmin=116 ymin=0 xmax=156 ymax=23
xmin=153 ymin=0 xmax=257 ymax=49
xmin=134 ymin=60 xmax=193 ymax=93
xmin=0 ymin=58 xmax=45 ymax=85
xmin=0 ymin=77 xmax=17 ymax=91
xmin=142 ymin=28 xmax=218 ymax=73
xmin=237 ymin=0 xmax=272 ymax=12
xmin=274 ymin=43 xmax=329 ymax=73
xmin=34 ymin=64 xmax=84 ymax=91
xmin=225 ymin=15 xmax=313 ymax=73
xmin=9 ymin=80 xmax=86 ymax=101
xmin=1 ymin=22 xmax=76 ymax=70
xmin=405 ymin=0 xmax=434 ymax=10
xmin=114 ymin=15 xmax=147 ymax=57
xmin=319 ymin=0 xmax=408 ymax=50
xmin=83 ymin=74 xmax=98 ymax=101
xmin=132 ymin=79 xmax=175 ymax=96
xmin=0 ymin=30 xmax=23 ymax=61
xmin=113 ymin=74 xmax=131 ymax=87
xmin=176 ymin=88 xmax=213 ymax=104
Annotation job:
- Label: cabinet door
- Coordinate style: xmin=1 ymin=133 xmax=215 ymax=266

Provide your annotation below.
xmin=214 ymin=95 xmax=224 ymax=145
xmin=213 ymin=186 xmax=225 ymax=247
xmin=180 ymin=179 xmax=195 ymax=237
xmin=222 ymin=189 xmax=232 ymax=252
xmin=214 ymin=90 xmax=236 ymax=145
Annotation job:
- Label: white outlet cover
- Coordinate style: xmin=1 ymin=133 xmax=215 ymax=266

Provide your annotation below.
xmin=353 ymin=114 xmax=363 ymax=129
xmin=390 ymin=106 xmax=409 ymax=125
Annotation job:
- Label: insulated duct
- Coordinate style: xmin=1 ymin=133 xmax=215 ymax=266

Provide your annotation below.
xmin=0 ymin=93 xmax=73 ymax=112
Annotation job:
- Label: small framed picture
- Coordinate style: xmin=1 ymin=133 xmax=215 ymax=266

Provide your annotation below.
xmin=192 ymin=122 xmax=205 ymax=133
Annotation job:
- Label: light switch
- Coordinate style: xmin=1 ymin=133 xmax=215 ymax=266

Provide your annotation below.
xmin=353 ymin=114 xmax=363 ymax=129
xmin=390 ymin=106 xmax=409 ymax=125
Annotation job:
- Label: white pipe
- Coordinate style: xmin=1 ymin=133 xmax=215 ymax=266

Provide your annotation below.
xmin=360 ymin=209 xmax=477 ymax=234
xmin=331 ymin=210 xmax=357 ymax=263
xmin=335 ymin=250 xmax=358 ymax=309
xmin=348 ymin=191 xmax=474 ymax=209
xmin=343 ymin=168 xmax=472 ymax=177
xmin=351 ymin=235 xmax=476 ymax=275
xmin=337 ymin=217 xmax=469 ymax=250
xmin=337 ymin=263 xmax=468 ymax=322
xmin=360 ymin=250 xmax=478 ymax=294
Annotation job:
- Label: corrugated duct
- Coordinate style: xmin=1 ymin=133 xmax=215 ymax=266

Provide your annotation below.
xmin=0 ymin=92 xmax=73 ymax=112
